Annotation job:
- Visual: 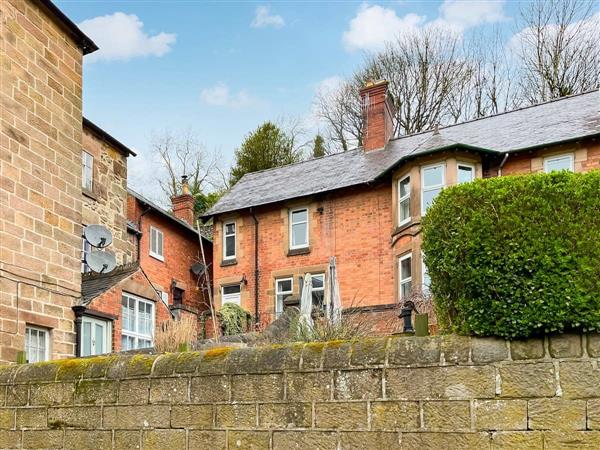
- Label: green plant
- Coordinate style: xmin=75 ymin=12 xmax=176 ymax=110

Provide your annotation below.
xmin=220 ymin=303 xmax=251 ymax=336
xmin=422 ymin=170 xmax=600 ymax=339
xmin=154 ymin=315 xmax=197 ymax=353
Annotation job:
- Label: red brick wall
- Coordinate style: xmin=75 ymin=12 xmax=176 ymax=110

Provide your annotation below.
xmin=213 ymin=184 xmax=395 ymax=323
xmin=128 ymin=194 xmax=211 ymax=313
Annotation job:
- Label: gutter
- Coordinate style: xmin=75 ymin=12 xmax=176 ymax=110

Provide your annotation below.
xmin=250 ymin=209 xmax=260 ymax=327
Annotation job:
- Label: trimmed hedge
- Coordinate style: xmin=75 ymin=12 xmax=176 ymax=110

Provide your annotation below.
xmin=422 ymin=170 xmax=600 ymax=338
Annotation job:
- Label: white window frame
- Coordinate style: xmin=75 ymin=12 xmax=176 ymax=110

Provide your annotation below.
xmin=275 ymin=277 xmax=294 ymax=318
xmin=310 ymin=273 xmax=325 ymax=309
xmin=82 ymin=150 xmax=93 ymax=191
xmin=289 ymin=207 xmax=309 ymax=250
xmin=149 ymin=226 xmax=164 ymax=261
xmin=457 ymin=162 xmax=475 ymax=184
xmin=398 ymin=253 xmax=412 ymax=300
xmin=25 ymin=326 xmax=49 ymax=363
xmin=121 ymin=293 xmax=155 ymax=350
xmin=222 ymin=284 xmax=241 ymax=305
xmin=544 ymin=153 xmax=574 ymax=173
xmin=421 ymin=162 xmax=446 ymax=215
xmin=223 ymin=222 xmax=236 ymax=260
xmin=80 ymin=316 xmax=112 ymax=357
xmin=397 ymin=174 xmax=411 ymax=226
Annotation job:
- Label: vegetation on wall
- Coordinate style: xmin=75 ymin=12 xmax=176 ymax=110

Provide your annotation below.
xmin=422 ymin=170 xmax=600 ymax=339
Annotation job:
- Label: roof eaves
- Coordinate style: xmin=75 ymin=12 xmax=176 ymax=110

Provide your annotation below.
xmin=83 ymin=118 xmax=137 ymax=157
xmin=36 ymin=0 xmax=98 ymax=55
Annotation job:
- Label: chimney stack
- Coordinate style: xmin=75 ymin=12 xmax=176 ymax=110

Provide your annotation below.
xmin=360 ymin=80 xmax=395 ymax=152
xmin=172 ymin=175 xmax=195 ymax=225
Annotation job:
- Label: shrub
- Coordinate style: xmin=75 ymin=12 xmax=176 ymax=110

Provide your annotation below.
xmin=220 ymin=303 xmax=252 ymax=336
xmin=154 ymin=315 xmax=197 ymax=352
xmin=422 ymin=170 xmax=600 ymax=339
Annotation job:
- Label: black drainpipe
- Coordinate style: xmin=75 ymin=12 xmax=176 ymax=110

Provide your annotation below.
xmin=136 ymin=206 xmax=152 ymax=262
xmin=250 ymin=209 xmax=259 ymax=327
xmin=72 ymin=305 xmax=85 ymax=357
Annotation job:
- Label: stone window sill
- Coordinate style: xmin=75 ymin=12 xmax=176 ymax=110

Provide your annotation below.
xmin=221 ymin=259 xmax=237 ymax=267
xmin=287 ymin=247 xmax=311 ymax=257
xmin=82 ymin=189 xmax=97 ymax=201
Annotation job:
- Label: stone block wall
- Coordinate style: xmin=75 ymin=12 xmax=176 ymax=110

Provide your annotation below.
xmin=0 ymin=333 xmax=599 ymax=449
xmin=0 ymin=0 xmax=85 ymax=361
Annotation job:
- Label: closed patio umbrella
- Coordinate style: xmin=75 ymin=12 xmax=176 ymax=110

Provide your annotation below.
xmin=299 ymin=273 xmax=313 ymax=329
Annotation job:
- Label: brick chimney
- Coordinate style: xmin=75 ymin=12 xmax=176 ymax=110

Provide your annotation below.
xmin=171 ymin=175 xmax=195 ymax=225
xmin=360 ymin=80 xmax=395 ymax=152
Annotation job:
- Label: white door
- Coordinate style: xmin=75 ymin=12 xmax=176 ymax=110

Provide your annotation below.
xmin=81 ymin=316 xmax=112 ymax=356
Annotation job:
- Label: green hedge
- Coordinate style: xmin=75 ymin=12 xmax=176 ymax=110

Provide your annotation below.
xmin=422 ymin=170 xmax=600 ymax=338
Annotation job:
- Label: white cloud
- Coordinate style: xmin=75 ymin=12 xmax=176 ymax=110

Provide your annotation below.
xmin=438 ymin=0 xmax=507 ymax=30
xmin=343 ymin=1 xmax=507 ymax=52
xmin=315 ymin=76 xmax=344 ymax=97
xmin=79 ymin=12 xmax=176 ymax=63
xmin=251 ymin=6 xmax=285 ymax=29
xmin=200 ymin=83 xmax=255 ymax=109
xmin=343 ymin=4 xmax=425 ymax=52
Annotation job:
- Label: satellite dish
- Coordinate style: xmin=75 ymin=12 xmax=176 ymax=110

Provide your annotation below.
xmin=191 ymin=263 xmax=205 ymax=275
xmin=84 ymin=225 xmax=113 ymax=248
xmin=86 ymin=250 xmax=117 ymax=274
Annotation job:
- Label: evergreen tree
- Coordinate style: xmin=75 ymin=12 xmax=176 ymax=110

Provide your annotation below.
xmin=312 ymin=134 xmax=326 ymax=158
xmin=230 ymin=121 xmax=302 ymax=185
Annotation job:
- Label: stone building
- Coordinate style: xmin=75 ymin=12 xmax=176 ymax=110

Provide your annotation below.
xmin=0 ymin=0 xmax=97 ymax=362
xmin=203 ymin=83 xmax=600 ymax=332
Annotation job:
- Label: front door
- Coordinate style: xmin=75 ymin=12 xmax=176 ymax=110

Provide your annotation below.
xmin=81 ymin=316 xmax=112 ymax=356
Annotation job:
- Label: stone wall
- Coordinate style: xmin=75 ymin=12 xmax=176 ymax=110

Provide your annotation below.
xmin=0 ymin=334 xmax=599 ymax=449
xmin=0 ymin=0 xmax=85 ymax=361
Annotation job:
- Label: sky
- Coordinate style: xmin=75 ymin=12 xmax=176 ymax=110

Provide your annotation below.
xmin=57 ymin=0 xmax=523 ymax=202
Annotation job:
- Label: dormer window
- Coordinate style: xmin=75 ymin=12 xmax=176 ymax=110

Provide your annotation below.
xmin=398 ymin=175 xmax=411 ymax=226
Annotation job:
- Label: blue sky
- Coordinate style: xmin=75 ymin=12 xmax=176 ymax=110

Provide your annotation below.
xmin=57 ymin=1 xmax=522 ymax=201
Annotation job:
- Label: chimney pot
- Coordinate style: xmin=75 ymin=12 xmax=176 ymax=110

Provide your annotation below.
xmin=171 ymin=175 xmax=195 ymax=225
xmin=360 ymin=80 xmax=395 ymax=152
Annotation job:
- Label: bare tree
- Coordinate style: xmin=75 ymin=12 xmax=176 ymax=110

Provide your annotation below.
xmin=517 ymin=0 xmax=599 ymax=103
xmin=151 ymin=130 xmax=225 ymax=211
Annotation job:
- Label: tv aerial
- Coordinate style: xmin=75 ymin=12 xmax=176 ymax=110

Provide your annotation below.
xmin=83 ymin=224 xmax=116 ymax=274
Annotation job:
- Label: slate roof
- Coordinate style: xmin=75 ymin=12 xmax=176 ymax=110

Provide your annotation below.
xmin=128 ymin=189 xmax=212 ymax=244
xmin=205 ymin=91 xmax=599 ymax=217
xmin=80 ymin=263 xmax=140 ymax=306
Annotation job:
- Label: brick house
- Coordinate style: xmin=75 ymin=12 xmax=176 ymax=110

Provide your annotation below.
xmin=203 ymin=82 xmax=599 ymax=332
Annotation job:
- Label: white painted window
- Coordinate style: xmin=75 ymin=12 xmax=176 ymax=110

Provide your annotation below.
xmin=275 ymin=277 xmax=293 ymax=318
xmin=81 ymin=226 xmax=91 ymax=273
xmin=160 ymin=291 xmax=169 ymax=306
xmin=223 ymin=222 xmax=236 ymax=260
xmin=311 ymin=273 xmax=325 ymax=310
xmin=422 ymin=252 xmax=431 ymax=293
xmin=121 ymin=293 xmax=154 ymax=350
xmin=149 ymin=226 xmax=164 ymax=261
xmin=457 ymin=163 xmax=475 ymax=184
xmin=81 ymin=316 xmax=111 ymax=357
xmin=421 ymin=163 xmax=445 ymax=214
xmin=222 ymin=285 xmax=241 ymax=305
xmin=398 ymin=174 xmax=411 ymax=225
xmin=25 ymin=326 xmax=49 ymax=363
xmin=82 ymin=151 xmax=93 ymax=191
xmin=289 ymin=208 xmax=309 ymax=249
xmin=399 ymin=253 xmax=412 ymax=300
xmin=544 ymin=153 xmax=574 ymax=173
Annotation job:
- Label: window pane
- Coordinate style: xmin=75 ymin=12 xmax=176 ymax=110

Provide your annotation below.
xmin=291 ymin=209 xmax=307 ymax=223
xmin=423 ymin=165 xmax=443 ymax=187
xmin=157 ymin=232 xmax=163 ymax=255
xmin=225 ymin=223 xmax=235 ymax=235
xmin=422 ymin=187 xmax=442 ymax=212
xmin=95 ymin=324 xmax=104 ymax=354
xmin=458 ymin=166 xmax=473 ymax=184
xmin=312 ymin=275 xmax=324 ymax=290
xmin=400 ymin=198 xmax=410 ymax=222
xmin=399 ymin=177 xmax=410 ymax=198
xmin=225 ymin=235 xmax=235 ymax=257
xmin=401 ymin=280 xmax=412 ymax=298
xmin=223 ymin=285 xmax=241 ymax=295
xmin=82 ymin=322 xmax=92 ymax=356
xmin=400 ymin=257 xmax=411 ymax=280
xmin=292 ymin=222 xmax=308 ymax=247
xmin=277 ymin=279 xmax=292 ymax=293
xmin=545 ymin=156 xmax=573 ymax=172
